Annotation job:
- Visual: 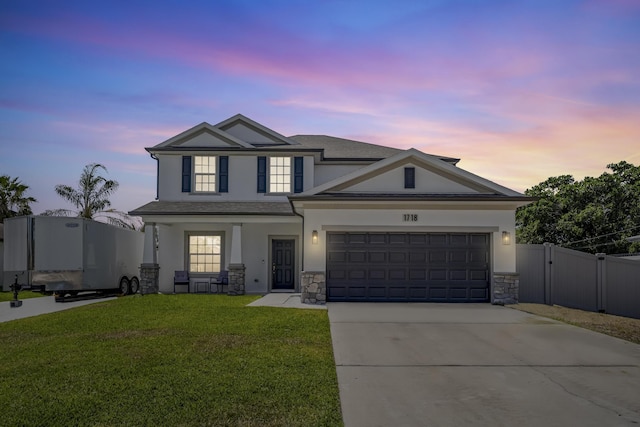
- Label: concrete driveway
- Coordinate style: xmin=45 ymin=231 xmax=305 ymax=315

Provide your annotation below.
xmin=328 ymin=303 xmax=640 ymax=427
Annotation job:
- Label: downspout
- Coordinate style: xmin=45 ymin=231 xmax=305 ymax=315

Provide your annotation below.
xmin=150 ymin=153 xmax=159 ymax=200
xmin=289 ymin=198 xmax=305 ymax=271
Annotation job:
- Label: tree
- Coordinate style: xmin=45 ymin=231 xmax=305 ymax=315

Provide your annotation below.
xmin=44 ymin=163 xmax=140 ymax=229
xmin=0 ymin=175 xmax=36 ymax=222
xmin=516 ymin=161 xmax=640 ymax=254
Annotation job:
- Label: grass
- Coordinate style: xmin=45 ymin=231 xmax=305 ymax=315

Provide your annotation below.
xmin=511 ymin=303 xmax=640 ymax=345
xmin=0 ymin=294 xmax=343 ymax=426
xmin=0 ymin=290 xmax=47 ymax=302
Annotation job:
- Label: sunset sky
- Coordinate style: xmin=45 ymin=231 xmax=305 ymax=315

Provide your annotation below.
xmin=1 ymin=0 xmax=639 ymax=215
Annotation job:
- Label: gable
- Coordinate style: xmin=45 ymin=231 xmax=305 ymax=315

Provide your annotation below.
xmin=341 ymin=161 xmax=480 ymax=194
xmin=297 ymin=149 xmax=519 ymax=197
xmin=178 ymin=128 xmax=248 ymax=148
xmin=221 ymin=122 xmax=285 ymax=145
xmin=215 ymin=114 xmax=299 ymax=146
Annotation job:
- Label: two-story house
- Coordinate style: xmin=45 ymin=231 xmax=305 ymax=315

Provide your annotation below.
xmin=130 ymin=114 xmax=533 ymax=304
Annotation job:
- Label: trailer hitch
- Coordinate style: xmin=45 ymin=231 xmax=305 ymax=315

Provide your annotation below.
xmin=10 ymin=275 xmax=23 ymax=308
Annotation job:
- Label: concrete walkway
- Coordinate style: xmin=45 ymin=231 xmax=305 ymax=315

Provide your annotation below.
xmin=247 ymin=293 xmax=327 ymax=310
xmin=328 ymin=303 xmax=640 ymax=427
xmin=0 ymin=295 xmax=116 ymax=323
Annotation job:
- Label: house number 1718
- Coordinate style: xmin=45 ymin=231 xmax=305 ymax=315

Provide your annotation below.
xmin=403 ymin=214 xmax=418 ymax=222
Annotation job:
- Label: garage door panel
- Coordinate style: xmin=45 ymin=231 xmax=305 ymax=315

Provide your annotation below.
xmin=349 ymin=252 xmax=367 ymax=263
xmin=349 ymin=270 xmax=366 ymax=280
xmin=449 ymin=251 xmax=467 ymax=263
xmin=429 ymin=269 xmax=447 ymax=280
xmin=389 ymin=252 xmax=407 ymax=263
xmin=328 ymin=269 xmax=346 ymax=280
xmin=470 ymin=287 xmax=489 ymax=299
xmin=389 ymin=234 xmax=408 ymax=244
xmin=369 ymin=269 xmax=386 ymax=280
xmin=348 ymin=234 xmax=367 ymax=244
xmin=429 ymin=251 xmax=447 ymax=262
xmin=327 ymin=251 xmax=346 ymax=262
xmin=450 ymin=234 xmax=468 ymax=245
xmin=369 ymin=234 xmax=387 ymax=244
xmin=409 ymin=269 xmax=426 ymax=280
xmin=369 ymin=252 xmax=386 ymax=263
xmin=429 ymin=234 xmax=448 ymax=245
xmin=389 ymin=269 xmax=406 ymax=280
xmin=326 ymin=232 xmax=490 ymax=303
xmin=470 ymin=270 xmax=488 ymax=281
xmin=450 ymin=270 xmax=468 ymax=280
xmin=429 ymin=287 xmax=448 ymax=299
xmin=348 ymin=287 xmax=366 ymax=297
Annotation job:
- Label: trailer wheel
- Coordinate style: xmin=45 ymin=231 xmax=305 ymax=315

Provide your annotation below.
xmin=119 ymin=277 xmax=130 ymax=295
xmin=130 ymin=277 xmax=140 ymax=294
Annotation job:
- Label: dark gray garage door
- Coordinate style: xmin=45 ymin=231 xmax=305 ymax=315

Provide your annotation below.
xmin=326 ymin=232 xmax=490 ymax=302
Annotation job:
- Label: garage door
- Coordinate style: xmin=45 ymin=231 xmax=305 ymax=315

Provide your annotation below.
xmin=326 ymin=232 xmax=490 ymax=302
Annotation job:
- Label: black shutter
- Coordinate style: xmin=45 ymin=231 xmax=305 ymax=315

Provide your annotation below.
xmin=218 ymin=156 xmax=229 ymax=193
xmin=182 ymin=156 xmax=192 ymax=192
xmin=257 ymin=156 xmax=266 ymax=193
xmin=294 ymin=156 xmax=304 ymax=193
xmin=404 ymin=167 xmax=415 ymax=189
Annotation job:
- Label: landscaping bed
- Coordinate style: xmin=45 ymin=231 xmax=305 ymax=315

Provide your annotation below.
xmin=510 ymin=303 xmax=640 ymax=345
xmin=0 ymin=294 xmax=343 ymax=426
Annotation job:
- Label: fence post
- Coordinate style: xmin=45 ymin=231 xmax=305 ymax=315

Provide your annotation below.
xmin=596 ymin=253 xmax=606 ymax=313
xmin=544 ymin=243 xmax=554 ymax=305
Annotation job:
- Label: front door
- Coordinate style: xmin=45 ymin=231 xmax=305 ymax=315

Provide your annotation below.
xmin=272 ymin=239 xmax=295 ymax=290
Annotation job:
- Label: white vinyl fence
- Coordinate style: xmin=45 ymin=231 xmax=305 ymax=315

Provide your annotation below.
xmin=517 ymin=244 xmax=640 ymax=319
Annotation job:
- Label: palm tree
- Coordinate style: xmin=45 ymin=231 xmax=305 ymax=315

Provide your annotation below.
xmin=44 ymin=163 xmax=139 ymax=229
xmin=0 ymin=175 xmax=36 ymax=222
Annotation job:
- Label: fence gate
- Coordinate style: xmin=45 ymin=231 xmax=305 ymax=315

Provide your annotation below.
xmin=516 ymin=243 xmax=640 ymax=319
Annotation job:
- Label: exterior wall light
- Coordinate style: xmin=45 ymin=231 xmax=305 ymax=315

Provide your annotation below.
xmin=311 ymin=230 xmax=319 ymax=245
xmin=502 ymin=231 xmax=511 ymax=245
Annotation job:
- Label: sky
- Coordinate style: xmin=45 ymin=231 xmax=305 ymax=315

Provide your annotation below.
xmin=1 ymin=0 xmax=639 ymax=216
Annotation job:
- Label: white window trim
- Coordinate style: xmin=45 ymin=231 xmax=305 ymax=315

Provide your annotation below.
xmin=268 ymin=156 xmax=292 ymax=194
xmin=185 ymin=231 xmax=224 ymax=275
xmin=193 ymin=155 xmax=217 ymax=193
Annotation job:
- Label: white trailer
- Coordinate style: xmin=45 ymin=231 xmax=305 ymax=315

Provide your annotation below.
xmin=3 ymin=216 xmax=143 ymax=298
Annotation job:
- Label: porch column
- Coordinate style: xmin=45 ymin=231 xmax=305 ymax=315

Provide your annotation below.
xmin=142 ymin=223 xmax=157 ymax=264
xmin=228 ymin=224 xmax=245 ymax=295
xmin=140 ymin=223 xmax=159 ymax=294
xmin=230 ymin=224 xmax=242 ymax=265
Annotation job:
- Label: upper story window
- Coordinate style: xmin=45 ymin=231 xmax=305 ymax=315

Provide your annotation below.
xmin=194 ymin=156 xmax=216 ymax=192
xmin=182 ymin=155 xmax=228 ymax=193
xmin=269 ymin=157 xmax=291 ymax=193
xmin=257 ymin=156 xmax=303 ymax=194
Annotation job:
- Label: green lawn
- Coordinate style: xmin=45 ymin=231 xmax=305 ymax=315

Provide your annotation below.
xmin=0 ymin=290 xmax=47 ymax=302
xmin=0 ymin=294 xmax=343 ymax=426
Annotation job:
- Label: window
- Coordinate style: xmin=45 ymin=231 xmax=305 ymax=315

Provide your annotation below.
xmin=269 ymin=157 xmax=291 ymax=193
xmin=188 ymin=234 xmax=222 ymax=273
xmin=194 ymin=156 xmax=216 ymax=192
xmin=404 ymin=167 xmax=416 ymax=189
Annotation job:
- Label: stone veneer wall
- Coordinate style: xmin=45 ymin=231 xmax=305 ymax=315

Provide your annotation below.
xmin=493 ymin=272 xmax=519 ymax=305
xmin=227 ymin=263 xmax=246 ymax=296
xmin=301 ymin=271 xmax=326 ymax=305
xmin=139 ymin=263 xmax=160 ymax=295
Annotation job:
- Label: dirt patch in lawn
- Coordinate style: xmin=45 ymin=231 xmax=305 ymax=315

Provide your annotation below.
xmin=510 ymin=303 xmax=640 ymax=345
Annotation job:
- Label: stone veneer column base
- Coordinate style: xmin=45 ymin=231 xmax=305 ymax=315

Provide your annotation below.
xmin=492 ymin=272 xmax=519 ymax=305
xmin=139 ymin=263 xmax=160 ymax=295
xmin=227 ymin=264 xmax=246 ymax=296
xmin=301 ymin=271 xmax=326 ymax=305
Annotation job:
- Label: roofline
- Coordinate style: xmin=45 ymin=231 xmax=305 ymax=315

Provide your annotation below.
xmin=128 ymin=209 xmax=296 ymax=216
xmin=288 ymin=194 xmax=537 ymax=202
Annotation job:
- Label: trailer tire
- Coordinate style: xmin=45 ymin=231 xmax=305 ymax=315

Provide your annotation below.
xmin=130 ymin=277 xmax=140 ymax=294
xmin=119 ymin=277 xmax=130 ymax=295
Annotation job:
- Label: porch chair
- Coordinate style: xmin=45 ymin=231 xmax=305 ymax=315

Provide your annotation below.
xmin=173 ymin=270 xmax=190 ymax=293
xmin=210 ymin=270 xmax=228 ymax=294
